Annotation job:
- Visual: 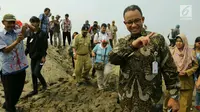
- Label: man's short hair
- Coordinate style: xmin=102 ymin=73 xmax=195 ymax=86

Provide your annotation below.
xmin=29 ymin=16 xmax=40 ymax=23
xmin=101 ymin=23 xmax=107 ymax=28
xmin=81 ymin=25 xmax=89 ymax=31
xmin=123 ymin=5 xmax=143 ymax=17
xmin=74 ymin=32 xmax=79 ymax=35
xmin=56 ymin=15 xmax=60 ymax=18
xmin=65 ymin=14 xmax=69 ymax=17
xmin=44 ymin=8 xmax=50 ymax=12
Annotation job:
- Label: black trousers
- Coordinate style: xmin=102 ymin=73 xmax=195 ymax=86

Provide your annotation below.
xmin=72 ymin=56 xmax=75 ymax=68
xmin=63 ymin=31 xmax=71 ymax=46
xmin=91 ymin=67 xmax=96 ymax=77
xmin=109 ymin=39 xmax=113 ymax=48
xmin=49 ymin=30 xmax=54 ymax=45
xmin=1 ymin=70 xmax=26 ymax=112
xmin=31 ymin=59 xmax=47 ymax=92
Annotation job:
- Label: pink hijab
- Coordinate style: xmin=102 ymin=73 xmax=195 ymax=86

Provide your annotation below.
xmin=171 ymin=34 xmax=194 ymax=72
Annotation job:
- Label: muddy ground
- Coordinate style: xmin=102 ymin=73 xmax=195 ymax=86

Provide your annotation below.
xmin=0 ymin=45 xmax=199 ymax=112
xmin=0 ymin=46 xmax=121 ymax=112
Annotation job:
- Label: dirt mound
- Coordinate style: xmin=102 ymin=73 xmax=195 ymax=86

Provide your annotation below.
xmin=19 ymin=78 xmax=121 ymax=112
xmin=0 ymin=46 xmax=121 ymax=112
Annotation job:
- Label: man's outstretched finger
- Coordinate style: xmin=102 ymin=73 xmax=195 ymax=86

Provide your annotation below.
xmin=148 ymin=32 xmax=155 ymax=37
xmin=145 ymin=32 xmax=154 ymax=43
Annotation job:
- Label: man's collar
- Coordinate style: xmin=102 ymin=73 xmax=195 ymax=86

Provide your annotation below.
xmin=100 ymin=31 xmax=106 ymax=34
xmin=81 ymin=34 xmax=87 ymax=38
xmin=3 ymin=29 xmax=7 ymax=35
xmin=43 ymin=13 xmax=47 ymax=16
xmin=141 ymin=29 xmax=148 ymax=36
xmin=3 ymin=29 xmax=15 ymax=35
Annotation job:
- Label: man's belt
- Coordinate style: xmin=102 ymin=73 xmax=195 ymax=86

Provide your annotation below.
xmin=77 ymin=53 xmax=89 ymax=56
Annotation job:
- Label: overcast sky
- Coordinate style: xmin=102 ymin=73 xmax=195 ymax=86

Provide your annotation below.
xmin=0 ymin=0 xmax=200 ymax=44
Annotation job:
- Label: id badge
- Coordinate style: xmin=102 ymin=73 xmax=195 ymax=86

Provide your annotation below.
xmin=152 ymin=61 xmax=158 ymax=74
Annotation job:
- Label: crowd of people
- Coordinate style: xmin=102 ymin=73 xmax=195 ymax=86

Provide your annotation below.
xmin=0 ymin=4 xmax=200 ymax=112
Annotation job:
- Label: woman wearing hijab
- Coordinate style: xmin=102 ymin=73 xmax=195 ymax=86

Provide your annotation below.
xmin=171 ymin=34 xmax=198 ymax=112
xmin=92 ymin=39 xmax=112 ymax=90
xmin=193 ymin=36 xmax=200 ymax=110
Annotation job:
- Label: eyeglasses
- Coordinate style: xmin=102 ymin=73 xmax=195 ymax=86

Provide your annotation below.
xmin=124 ymin=18 xmax=142 ymax=25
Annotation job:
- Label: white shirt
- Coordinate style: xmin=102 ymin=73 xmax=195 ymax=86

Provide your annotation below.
xmin=94 ymin=32 xmax=109 ymax=43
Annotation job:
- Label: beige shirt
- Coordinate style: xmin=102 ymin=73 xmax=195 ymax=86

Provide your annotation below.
xmin=72 ymin=34 xmax=91 ymax=55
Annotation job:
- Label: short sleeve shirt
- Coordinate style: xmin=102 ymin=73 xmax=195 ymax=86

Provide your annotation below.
xmin=94 ymin=32 xmax=109 ymax=43
xmin=39 ymin=14 xmax=49 ymax=32
xmin=0 ymin=29 xmax=28 ymax=75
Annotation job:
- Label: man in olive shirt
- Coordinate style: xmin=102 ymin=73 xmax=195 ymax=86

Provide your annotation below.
xmin=72 ymin=25 xmax=92 ymax=86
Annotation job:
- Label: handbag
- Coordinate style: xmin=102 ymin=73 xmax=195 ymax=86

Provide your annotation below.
xmin=94 ymin=48 xmax=107 ymax=70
